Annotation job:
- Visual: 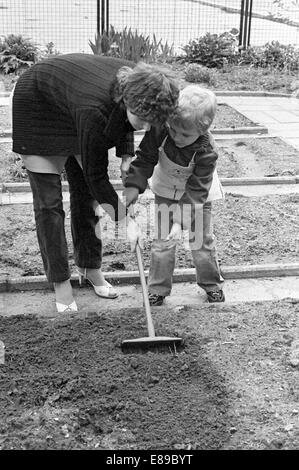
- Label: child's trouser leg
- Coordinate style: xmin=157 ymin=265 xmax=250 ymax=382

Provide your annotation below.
xmin=148 ymin=239 xmax=177 ymax=296
xmin=190 ymin=202 xmax=224 ymax=293
xmin=27 ymin=169 xmax=70 ymax=283
xmin=148 ymin=195 xmax=177 ymax=297
xmin=64 ymin=156 xmax=102 ymax=269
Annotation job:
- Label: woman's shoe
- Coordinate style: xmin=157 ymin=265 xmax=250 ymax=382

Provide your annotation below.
xmin=56 ymin=301 xmax=78 ymax=313
xmin=54 ymin=279 xmax=77 ymax=313
xmin=77 ymin=268 xmax=118 ymax=299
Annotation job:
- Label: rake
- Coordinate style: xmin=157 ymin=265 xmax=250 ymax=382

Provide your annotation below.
xmin=121 ymin=218 xmax=183 ymax=350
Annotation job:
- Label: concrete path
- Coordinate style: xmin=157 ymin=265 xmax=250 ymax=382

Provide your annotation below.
xmin=1 ymin=182 xmax=299 ymax=205
xmin=1 ymin=276 xmax=299 ymax=318
xmin=222 ymin=95 xmax=299 ymax=150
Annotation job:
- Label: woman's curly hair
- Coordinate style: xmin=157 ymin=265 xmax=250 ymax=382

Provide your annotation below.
xmin=113 ymin=62 xmax=179 ymax=125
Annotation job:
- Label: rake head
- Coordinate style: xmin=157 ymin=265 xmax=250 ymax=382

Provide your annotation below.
xmin=121 ymin=335 xmax=183 ymax=351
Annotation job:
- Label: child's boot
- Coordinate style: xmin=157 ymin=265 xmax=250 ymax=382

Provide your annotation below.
xmin=148 ymin=293 xmax=165 ymax=306
xmin=206 ymin=290 xmax=225 ymax=303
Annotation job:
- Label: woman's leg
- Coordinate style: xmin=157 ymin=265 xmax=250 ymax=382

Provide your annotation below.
xmin=27 ymin=169 xmax=70 ymax=283
xmin=64 ymin=156 xmax=115 ymax=292
xmin=65 ymin=156 xmax=102 ymax=269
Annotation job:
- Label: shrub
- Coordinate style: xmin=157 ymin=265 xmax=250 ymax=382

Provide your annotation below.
xmin=182 ymin=31 xmax=239 ymax=68
xmin=42 ymin=41 xmax=61 ymax=58
xmin=238 ymin=46 xmax=265 ymax=67
xmin=184 ymin=63 xmax=216 ymax=85
xmin=262 ymin=41 xmax=299 ymax=70
xmin=89 ymin=25 xmax=174 ymax=63
xmin=238 ymin=41 xmax=299 ymax=71
xmin=0 ymin=34 xmax=40 ymax=74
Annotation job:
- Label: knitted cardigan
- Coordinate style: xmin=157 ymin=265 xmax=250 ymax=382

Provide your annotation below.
xmin=12 ymin=53 xmax=136 ymax=220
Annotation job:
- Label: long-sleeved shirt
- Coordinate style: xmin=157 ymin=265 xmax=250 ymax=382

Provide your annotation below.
xmin=125 ymin=125 xmax=218 ymax=206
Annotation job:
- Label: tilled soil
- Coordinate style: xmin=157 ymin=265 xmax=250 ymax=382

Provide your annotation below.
xmin=0 ymin=193 xmax=298 ymax=278
xmin=109 ymin=136 xmax=299 ymax=181
xmin=216 ymin=138 xmax=299 ymax=178
xmin=0 ymin=103 xmax=256 ymax=133
xmin=0 ymin=102 xmax=259 ymax=183
xmin=0 ymin=299 xmax=298 ymax=450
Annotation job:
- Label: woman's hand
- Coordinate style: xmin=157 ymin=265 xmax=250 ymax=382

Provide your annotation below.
xmin=120 ymin=155 xmax=132 ymax=185
xmin=166 ymin=222 xmax=182 ymax=241
xmin=123 ymin=187 xmax=139 ymax=207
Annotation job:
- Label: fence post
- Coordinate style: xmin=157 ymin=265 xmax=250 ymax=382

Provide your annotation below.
xmin=97 ymin=0 xmax=109 ymax=34
xmin=239 ymin=0 xmax=253 ymax=50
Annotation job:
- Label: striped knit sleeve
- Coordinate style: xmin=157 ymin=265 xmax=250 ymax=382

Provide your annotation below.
xmin=75 ymin=107 xmax=126 ymax=221
xmin=115 ymin=131 xmax=134 ymax=157
xmin=184 ymin=145 xmax=218 ymax=205
xmin=124 ymin=127 xmax=161 ymax=193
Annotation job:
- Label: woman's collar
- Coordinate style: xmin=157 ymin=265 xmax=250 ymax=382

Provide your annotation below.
xmin=103 ymin=102 xmax=134 ymax=138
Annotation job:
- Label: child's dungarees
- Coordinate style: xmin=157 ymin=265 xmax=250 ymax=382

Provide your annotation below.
xmin=149 ymin=136 xmax=224 ymax=202
xmin=147 ymin=136 xmax=224 ymax=297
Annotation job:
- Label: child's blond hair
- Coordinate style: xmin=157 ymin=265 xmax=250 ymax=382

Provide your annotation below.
xmin=169 ymin=85 xmax=217 ymax=133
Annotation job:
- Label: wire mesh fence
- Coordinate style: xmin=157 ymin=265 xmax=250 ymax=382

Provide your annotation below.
xmin=0 ymin=0 xmax=97 ymax=54
xmin=0 ymin=1 xmax=299 ymax=54
xmin=249 ymin=0 xmax=299 ymax=46
xmin=108 ymin=0 xmax=241 ymax=51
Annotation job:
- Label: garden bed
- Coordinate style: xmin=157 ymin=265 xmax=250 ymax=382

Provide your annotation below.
xmin=171 ymin=63 xmax=299 ymax=95
xmin=107 ymin=136 xmax=299 ymax=180
xmin=3 ymin=132 xmax=298 ymax=185
xmin=0 ymin=193 xmax=298 ymax=278
xmin=0 ymin=102 xmax=260 ymax=183
xmin=0 ymin=298 xmax=298 ymax=450
xmin=2 ymin=64 xmax=298 ymax=95
xmin=0 ymin=102 xmax=256 ymax=134
xmin=216 ymin=137 xmax=299 ymax=178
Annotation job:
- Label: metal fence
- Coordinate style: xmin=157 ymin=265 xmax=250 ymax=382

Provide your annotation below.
xmin=1 ymin=1 xmax=299 ymax=54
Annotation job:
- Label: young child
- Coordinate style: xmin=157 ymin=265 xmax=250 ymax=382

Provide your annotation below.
xmin=123 ymin=84 xmax=225 ymax=306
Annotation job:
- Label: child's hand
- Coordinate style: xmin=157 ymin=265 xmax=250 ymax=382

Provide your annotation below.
xmin=123 ymin=187 xmax=139 ymax=207
xmin=166 ymin=222 xmax=182 ymax=241
xmin=127 ymin=216 xmax=143 ymax=252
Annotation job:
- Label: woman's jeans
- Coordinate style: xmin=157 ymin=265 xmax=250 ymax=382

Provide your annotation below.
xmin=27 ymin=156 xmax=102 ymax=283
xmin=148 ymin=196 xmax=224 ymax=296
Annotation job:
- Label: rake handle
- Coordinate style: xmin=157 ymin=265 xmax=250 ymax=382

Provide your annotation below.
xmin=128 ymin=205 xmax=156 ymax=338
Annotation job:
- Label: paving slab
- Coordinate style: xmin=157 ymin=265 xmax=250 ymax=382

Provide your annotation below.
xmin=1 ymin=276 xmax=299 ymax=318
xmin=222 ymin=96 xmax=299 ymax=144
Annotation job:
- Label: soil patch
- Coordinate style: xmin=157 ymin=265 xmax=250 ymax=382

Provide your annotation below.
xmin=216 ymin=137 xmax=299 ymax=178
xmin=0 ymin=299 xmax=298 ymax=450
xmin=107 ymin=136 xmax=299 ymax=181
xmin=0 ymin=103 xmax=259 ymax=183
xmin=214 ymin=104 xmax=257 ymax=129
xmin=0 ymin=103 xmax=255 ymax=134
xmin=0 ymin=194 xmax=298 ymax=278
